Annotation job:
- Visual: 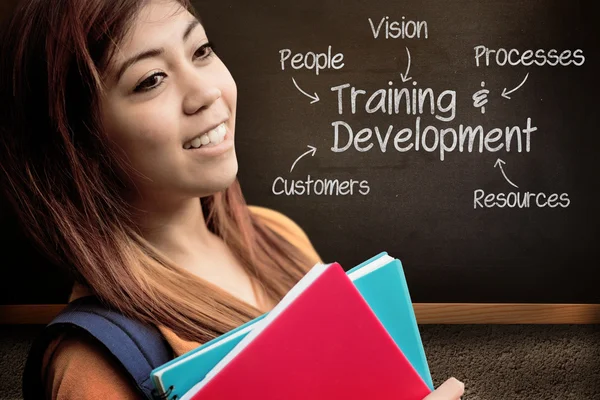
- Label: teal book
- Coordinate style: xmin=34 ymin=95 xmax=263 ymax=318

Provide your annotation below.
xmin=347 ymin=253 xmax=433 ymax=389
xmin=151 ymin=252 xmax=433 ymax=397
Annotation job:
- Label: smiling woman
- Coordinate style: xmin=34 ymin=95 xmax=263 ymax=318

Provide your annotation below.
xmin=0 ymin=0 xmax=463 ymax=399
xmin=0 ymin=0 xmax=320 ymax=397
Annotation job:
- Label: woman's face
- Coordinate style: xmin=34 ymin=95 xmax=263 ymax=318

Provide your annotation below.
xmin=100 ymin=0 xmax=238 ymax=202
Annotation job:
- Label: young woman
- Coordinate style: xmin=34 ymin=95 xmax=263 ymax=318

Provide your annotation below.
xmin=0 ymin=0 xmax=464 ymax=398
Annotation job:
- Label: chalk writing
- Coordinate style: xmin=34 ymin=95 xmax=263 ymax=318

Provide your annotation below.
xmin=473 ymin=190 xmax=571 ymax=209
xmin=272 ymin=176 xmax=370 ymax=196
xmin=330 ymin=118 xmax=537 ymax=161
xmin=279 ymin=46 xmax=344 ymax=75
xmin=368 ymin=16 xmax=429 ymax=39
xmin=330 ymin=81 xmax=456 ymax=121
xmin=274 ymin=15 xmax=582 ymax=199
xmin=474 ymin=46 xmax=585 ymax=67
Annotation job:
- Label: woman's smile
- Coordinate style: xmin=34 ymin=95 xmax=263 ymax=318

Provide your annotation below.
xmin=183 ymin=122 xmax=234 ymax=158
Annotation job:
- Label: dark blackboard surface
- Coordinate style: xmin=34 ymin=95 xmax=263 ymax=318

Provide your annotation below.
xmin=1 ymin=0 xmax=597 ymax=305
xmin=195 ymin=0 xmax=599 ymax=303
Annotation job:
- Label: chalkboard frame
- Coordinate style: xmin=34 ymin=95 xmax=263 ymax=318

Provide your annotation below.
xmin=2 ymin=303 xmax=600 ymax=325
xmin=2 ymin=0 xmax=598 ymax=325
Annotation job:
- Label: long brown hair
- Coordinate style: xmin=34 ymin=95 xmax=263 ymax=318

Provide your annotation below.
xmin=0 ymin=0 xmax=313 ymax=343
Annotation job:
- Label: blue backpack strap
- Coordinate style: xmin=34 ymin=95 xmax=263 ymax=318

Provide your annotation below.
xmin=23 ymin=296 xmax=173 ymax=400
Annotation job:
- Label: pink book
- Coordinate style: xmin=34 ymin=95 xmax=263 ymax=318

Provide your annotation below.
xmin=181 ymin=262 xmax=432 ymax=400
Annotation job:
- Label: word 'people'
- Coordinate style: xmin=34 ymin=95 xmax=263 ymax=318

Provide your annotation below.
xmin=279 ymin=46 xmax=344 ymax=75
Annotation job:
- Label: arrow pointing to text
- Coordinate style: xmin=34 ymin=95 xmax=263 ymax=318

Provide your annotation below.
xmin=494 ymin=159 xmax=519 ymax=189
xmin=400 ymin=46 xmax=412 ymax=83
xmin=292 ymin=77 xmax=320 ymax=104
xmin=501 ymin=72 xmax=529 ymax=99
xmin=290 ymin=145 xmax=317 ymax=173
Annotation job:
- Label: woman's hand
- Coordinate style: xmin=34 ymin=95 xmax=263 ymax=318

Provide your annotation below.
xmin=422 ymin=377 xmax=465 ymax=400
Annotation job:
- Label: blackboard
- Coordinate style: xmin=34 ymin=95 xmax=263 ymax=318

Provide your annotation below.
xmin=1 ymin=0 xmax=598 ymax=314
xmin=195 ymin=0 xmax=598 ymax=304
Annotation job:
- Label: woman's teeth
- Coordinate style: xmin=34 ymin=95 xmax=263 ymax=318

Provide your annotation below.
xmin=183 ymin=123 xmax=227 ymax=149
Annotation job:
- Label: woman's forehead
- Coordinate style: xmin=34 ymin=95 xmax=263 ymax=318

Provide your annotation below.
xmin=121 ymin=0 xmax=199 ymax=51
xmin=105 ymin=0 xmax=204 ymax=82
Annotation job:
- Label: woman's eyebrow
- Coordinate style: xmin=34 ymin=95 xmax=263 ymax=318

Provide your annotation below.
xmin=114 ymin=19 xmax=201 ymax=83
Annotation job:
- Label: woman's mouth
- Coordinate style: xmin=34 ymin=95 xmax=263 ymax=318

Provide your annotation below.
xmin=183 ymin=122 xmax=227 ymax=150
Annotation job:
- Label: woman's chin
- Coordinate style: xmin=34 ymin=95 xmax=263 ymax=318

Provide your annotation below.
xmin=192 ymin=165 xmax=239 ymax=196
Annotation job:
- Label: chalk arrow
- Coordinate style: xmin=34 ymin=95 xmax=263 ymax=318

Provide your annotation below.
xmin=400 ymin=46 xmax=412 ymax=83
xmin=290 ymin=145 xmax=317 ymax=173
xmin=292 ymin=77 xmax=320 ymax=104
xmin=494 ymin=158 xmax=519 ymax=189
xmin=290 ymin=145 xmax=317 ymax=172
xmin=502 ymin=72 xmax=529 ymax=99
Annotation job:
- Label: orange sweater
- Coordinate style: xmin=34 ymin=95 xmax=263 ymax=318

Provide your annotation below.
xmin=41 ymin=206 xmax=322 ymax=399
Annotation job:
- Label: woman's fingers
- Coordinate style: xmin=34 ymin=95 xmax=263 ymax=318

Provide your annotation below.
xmin=422 ymin=377 xmax=465 ymax=400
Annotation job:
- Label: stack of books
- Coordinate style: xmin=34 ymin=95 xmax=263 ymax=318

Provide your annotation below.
xmin=151 ymin=252 xmax=434 ymax=400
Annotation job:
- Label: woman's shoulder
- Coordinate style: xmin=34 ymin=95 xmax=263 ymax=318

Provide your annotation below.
xmin=248 ymin=205 xmax=322 ymax=264
xmin=248 ymin=205 xmax=309 ymax=239
xmin=42 ymin=332 xmax=141 ymax=399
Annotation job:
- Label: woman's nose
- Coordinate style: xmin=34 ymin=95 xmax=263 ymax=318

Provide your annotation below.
xmin=182 ymin=69 xmax=221 ymax=115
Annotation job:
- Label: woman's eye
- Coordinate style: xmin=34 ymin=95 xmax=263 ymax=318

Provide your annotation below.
xmin=133 ymin=72 xmax=166 ymax=93
xmin=131 ymin=42 xmax=215 ymax=94
xmin=194 ymin=42 xmax=215 ymax=60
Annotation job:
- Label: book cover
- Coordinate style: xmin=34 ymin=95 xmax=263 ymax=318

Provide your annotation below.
xmin=348 ymin=253 xmax=434 ymax=389
xmin=180 ymin=262 xmax=431 ymax=400
xmin=151 ymin=313 xmax=268 ymax=396
xmin=152 ymin=253 xmax=433 ymax=396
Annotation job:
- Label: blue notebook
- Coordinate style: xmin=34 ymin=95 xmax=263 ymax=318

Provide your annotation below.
xmin=151 ymin=252 xmax=433 ymax=397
